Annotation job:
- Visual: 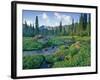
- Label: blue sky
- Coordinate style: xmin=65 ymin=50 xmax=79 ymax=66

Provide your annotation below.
xmin=22 ymin=10 xmax=85 ymax=27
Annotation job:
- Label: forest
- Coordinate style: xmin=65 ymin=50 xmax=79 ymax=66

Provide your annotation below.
xmin=23 ymin=13 xmax=91 ymax=69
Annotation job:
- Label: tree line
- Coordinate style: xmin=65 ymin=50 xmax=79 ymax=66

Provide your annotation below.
xmin=23 ymin=13 xmax=91 ymax=37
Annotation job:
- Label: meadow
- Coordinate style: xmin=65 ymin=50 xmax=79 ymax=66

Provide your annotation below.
xmin=23 ymin=36 xmax=91 ymax=69
xmin=23 ymin=12 xmax=91 ymax=69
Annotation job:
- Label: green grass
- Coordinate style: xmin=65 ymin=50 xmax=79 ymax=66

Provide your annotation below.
xmin=23 ymin=36 xmax=75 ymax=50
xmin=23 ymin=55 xmax=44 ymax=69
xmin=23 ymin=37 xmax=43 ymax=50
xmin=23 ymin=36 xmax=91 ymax=69
xmin=73 ymin=36 xmax=90 ymax=42
xmin=53 ymin=41 xmax=91 ymax=67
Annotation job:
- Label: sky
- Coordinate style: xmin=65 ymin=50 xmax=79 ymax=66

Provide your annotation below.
xmin=22 ymin=10 xmax=83 ymax=27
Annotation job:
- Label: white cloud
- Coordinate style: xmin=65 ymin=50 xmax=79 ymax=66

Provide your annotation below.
xmin=25 ymin=20 xmax=34 ymax=26
xmin=42 ymin=13 xmax=50 ymax=26
xmin=54 ymin=12 xmax=61 ymax=20
xmin=42 ymin=13 xmax=48 ymax=20
xmin=62 ymin=15 xmax=72 ymax=25
xmin=54 ymin=12 xmax=72 ymax=25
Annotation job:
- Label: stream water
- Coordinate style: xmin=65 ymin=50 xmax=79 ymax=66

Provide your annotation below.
xmin=23 ymin=46 xmax=59 ymax=56
xmin=23 ymin=39 xmax=75 ymax=56
xmin=23 ymin=39 xmax=75 ymax=68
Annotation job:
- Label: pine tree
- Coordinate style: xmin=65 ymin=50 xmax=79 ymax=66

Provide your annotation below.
xmin=87 ymin=14 xmax=91 ymax=36
xmin=55 ymin=27 xmax=58 ymax=36
xmin=69 ymin=18 xmax=74 ymax=36
xmin=32 ymin=23 xmax=35 ymax=36
xmin=35 ymin=16 xmax=39 ymax=34
xmin=29 ymin=23 xmax=32 ymax=27
xmin=25 ymin=20 xmax=28 ymax=28
xmin=63 ymin=27 xmax=66 ymax=35
xmin=23 ymin=20 xmax=28 ymax=37
xmin=59 ymin=21 xmax=62 ymax=34
xmin=83 ymin=13 xmax=87 ymax=30
xmin=79 ymin=13 xmax=84 ymax=35
xmin=72 ymin=18 xmax=74 ymax=34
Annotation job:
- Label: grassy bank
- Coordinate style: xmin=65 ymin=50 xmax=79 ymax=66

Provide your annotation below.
xmin=23 ymin=36 xmax=91 ymax=69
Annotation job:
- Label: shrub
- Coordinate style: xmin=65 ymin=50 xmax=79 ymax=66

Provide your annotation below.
xmin=23 ymin=37 xmax=43 ymax=50
xmin=80 ymin=31 xmax=88 ymax=37
xmin=23 ymin=36 xmax=91 ymax=69
xmin=73 ymin=36 xmax=90 ymax=42
xmin=43 ymin=40 xmax=53 ymax=48
xmin=68 ymin=41 xmax=91 ymax=67
xmin=53 ymin=41 xmax=91 ymax=68
xmin=44 ymin=55 xmax=59 ymax=64
xmin=68 ymin=42 xmax=80 ymax=57
xmin=23 ymin=55 xmax=44 ymax=69
xmin=52 ymin=60 xmax=73 ymax=68
xmin=77 ymin=42 xmax=91 ymax=66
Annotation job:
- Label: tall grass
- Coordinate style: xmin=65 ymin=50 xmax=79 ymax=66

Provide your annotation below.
xmin=23 ymin=36 xmax=91 ymax=69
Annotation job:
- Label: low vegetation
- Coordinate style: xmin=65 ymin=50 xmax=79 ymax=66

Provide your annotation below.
xmin=23 ymin=36 xmax=91 ymax=69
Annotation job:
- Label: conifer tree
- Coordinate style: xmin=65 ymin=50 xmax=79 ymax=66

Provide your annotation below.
xmin=35 ymin=16 xmax=39 ymax=34
xmin=59 ymin=21 xmax=62 ymax=34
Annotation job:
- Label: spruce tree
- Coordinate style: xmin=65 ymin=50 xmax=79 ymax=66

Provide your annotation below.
xmin=79 ymin=13 xmax=84 ymax=35
xmin=32 ymin=23 xmax=35 ymax=36
xmin=72 ymin=18 xmax=74 ymax=34
xmin=83 ymin=13 xmax=87 ymax=30
xmin=59 ymin=21 xmax=62 ymax=34
xmin=25 ymin=20 xmax=28 ymax=28
xmin=87 ymin=14 xmax=91 ymax=36
xmin=35 ymin=16 xmax=39 ymax=34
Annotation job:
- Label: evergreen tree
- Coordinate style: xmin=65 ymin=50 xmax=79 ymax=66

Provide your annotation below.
xmin=59 ymin=21 xmax=62 ymax=35
xmin=75 ymin=20 xmax=79 ymax=35
xmin=35 ymin=16 xmax=39 ymax=34
xmin=87 ymin=14 xmax=91 ymax=36
xmin=32 ymin=23 xmax=34 ymax=30
xmin=23 ymin=20 xmax=29 ymax=37
xmin=78 ymin=13 xmax=89 ymax=36
xmin=29 ymin=23 xmax=32 ymax=27
xmin=74 ymin=22 xmax=79 ymax=35
xmin=25 ymin=20 xmax=28 ymax=28
xmin=72 ymin=18 xmax=74 ymax=34
xmin=69 ymin=18 xmax=74 ymax=36
xmin=55 ymin=27 xmax=58 ymax=36
xmin=51 ymin=27 xmax=55 ymax=35
xmin=32 ymin=23 xmax=35 ymax=36
xmin=79 ymin=13 xmax=84 ymax=35
xmin=83 ymin=13 xmax=88 ymax=30
xmin=67 ymin=25 xmax=70 ymax=35
xmin=63 ymin=27 xmax=66 ymax=35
